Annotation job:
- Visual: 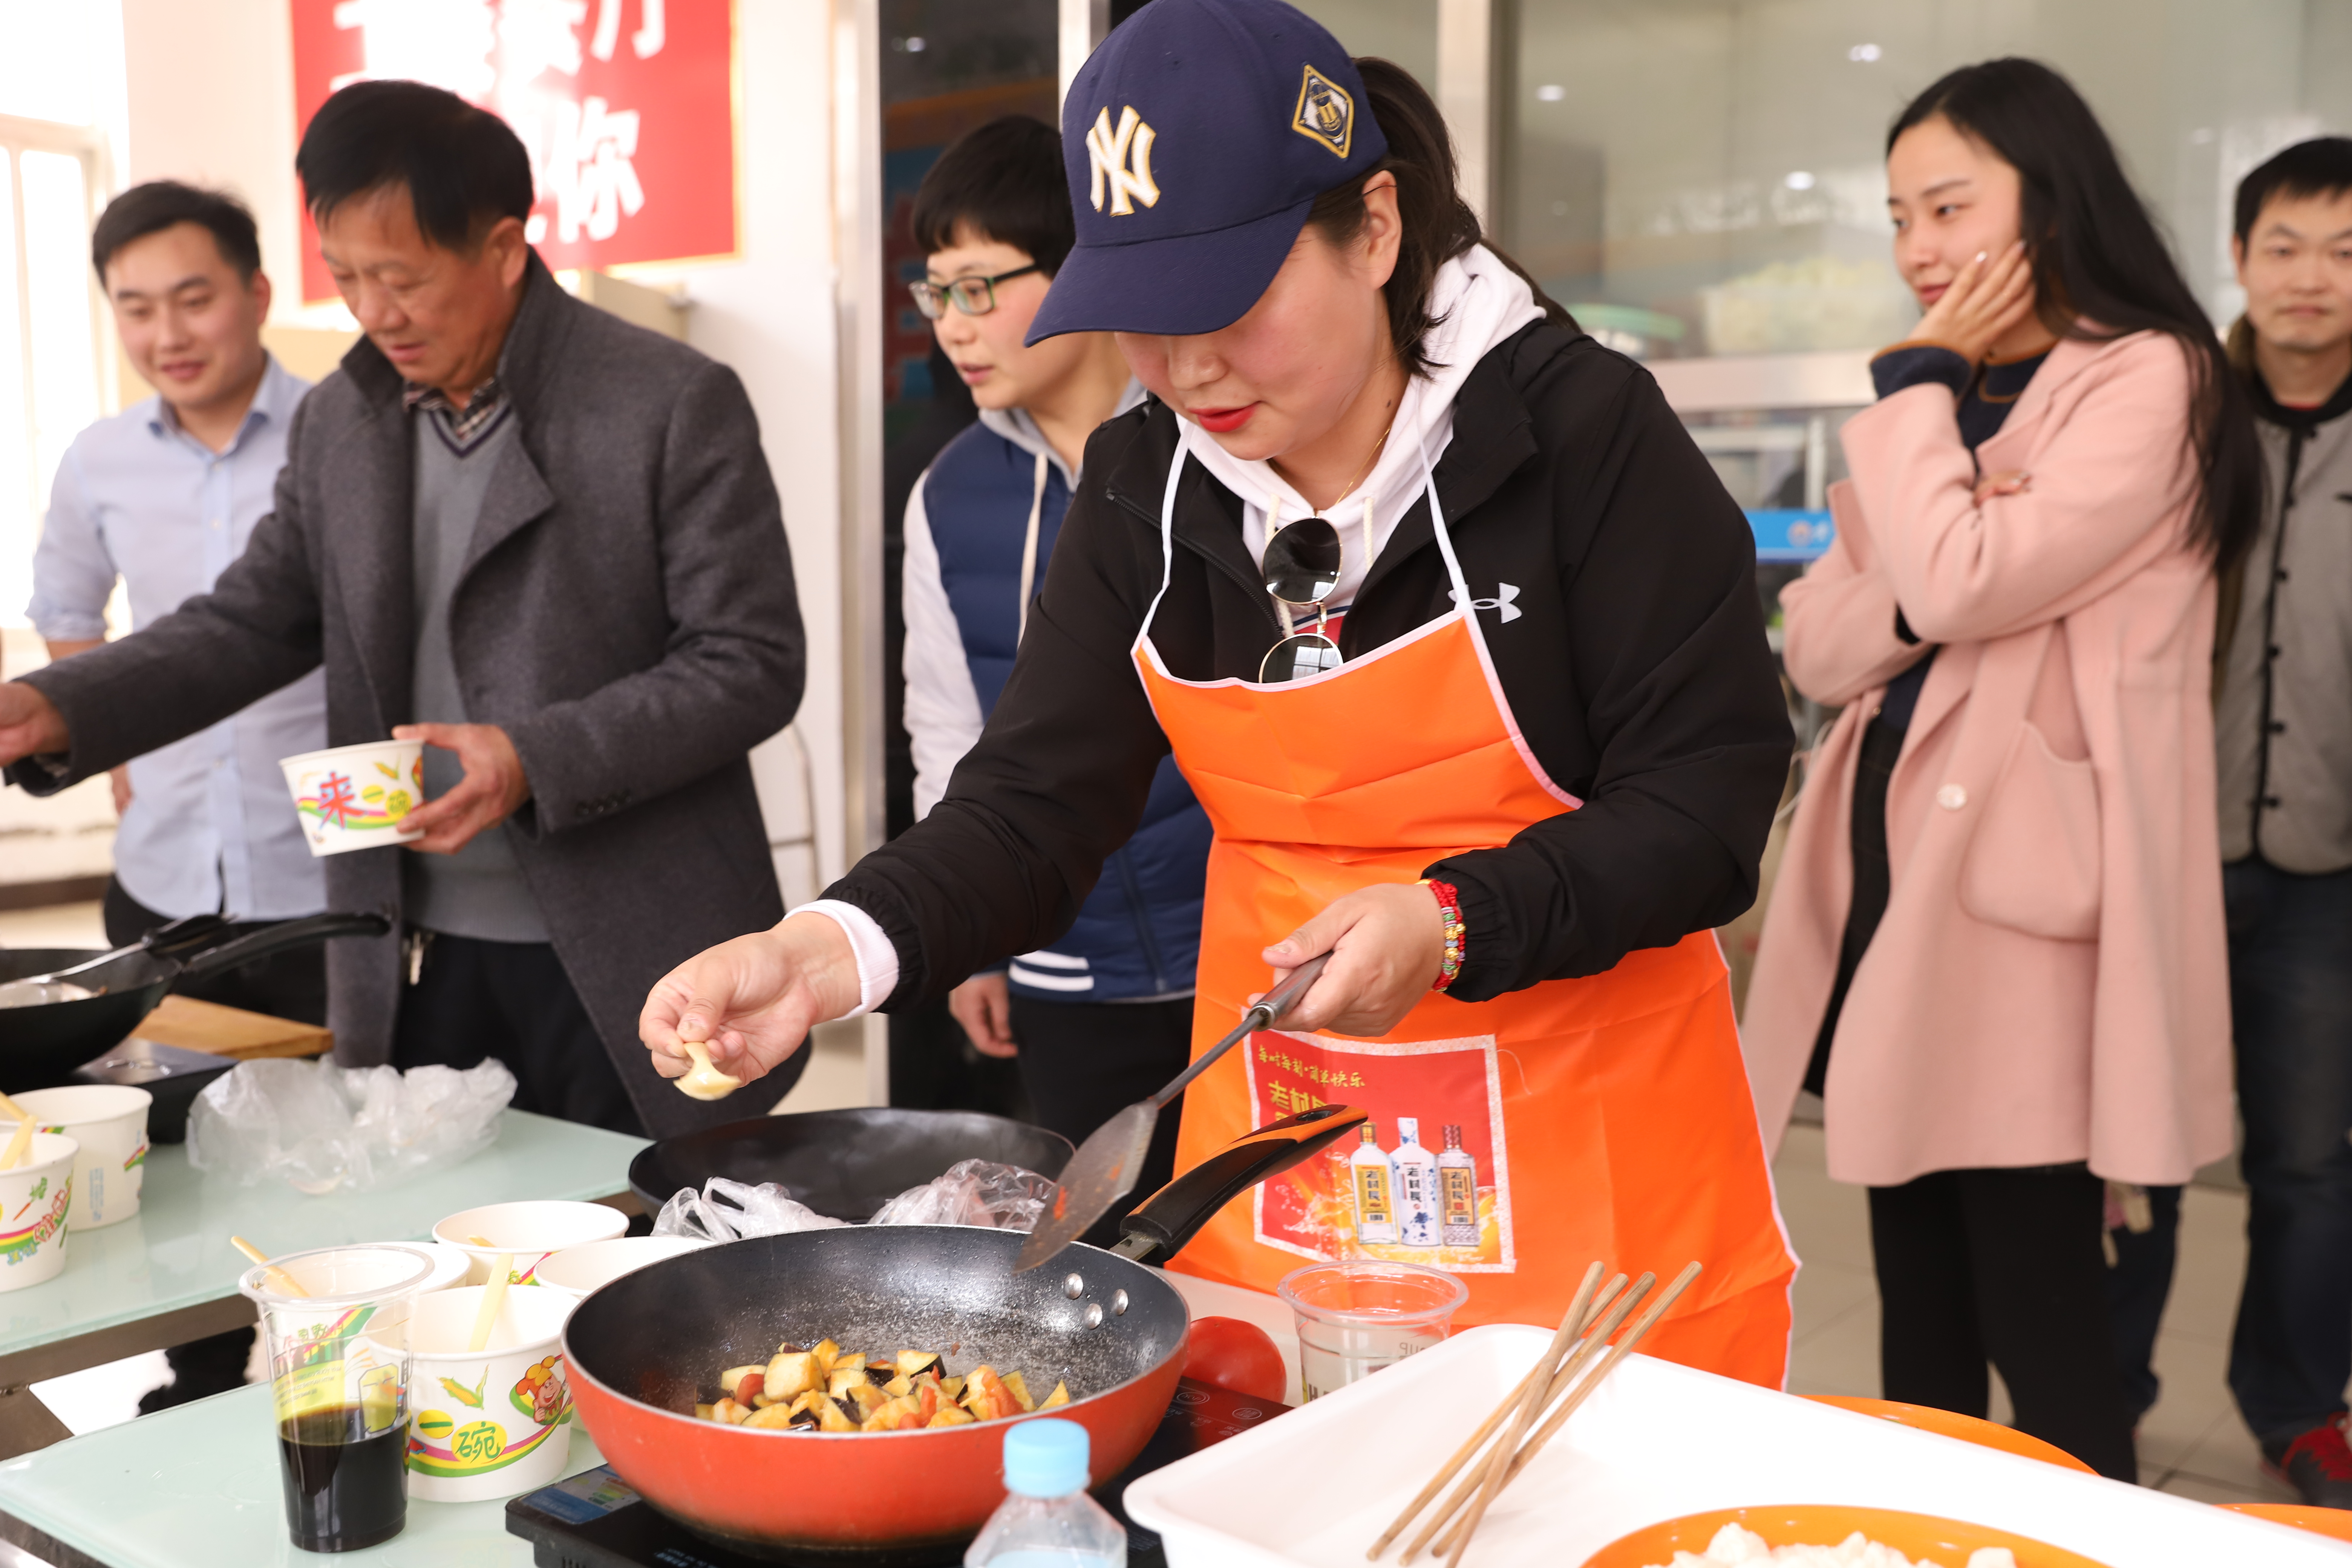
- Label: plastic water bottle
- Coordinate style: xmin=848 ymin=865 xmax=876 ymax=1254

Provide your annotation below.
xmin=963 ymin=1418 xmax=1127 ymax=1568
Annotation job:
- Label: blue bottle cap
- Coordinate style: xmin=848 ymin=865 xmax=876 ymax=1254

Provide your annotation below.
xmin=1001 ymin=1418 xmax=1091 ymax=1498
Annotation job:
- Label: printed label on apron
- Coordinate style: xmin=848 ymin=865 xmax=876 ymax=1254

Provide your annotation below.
xmin=1245 ymin=1028 xmax=1515 ymax=1272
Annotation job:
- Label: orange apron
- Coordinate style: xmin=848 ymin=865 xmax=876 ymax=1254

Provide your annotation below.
xmin=1133 ymin=443 xmax=1795 ymax=1386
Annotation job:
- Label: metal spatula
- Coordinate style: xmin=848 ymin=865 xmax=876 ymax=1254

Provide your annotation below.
xmin=1015 ymin=952 xmax=1330 ymax=1271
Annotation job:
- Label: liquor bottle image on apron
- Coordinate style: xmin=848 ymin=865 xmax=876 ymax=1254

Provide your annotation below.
xmin=1349 ymin=1123 xmax=1398 ymax=1244
xmin=1391 ymin=1118 xmax=1440 ymax=1248
xmin=1439 ymin=1124 xmax=1479 ymax=1247
xmin=1134 ymin=434 xmax=1796 ymax=1386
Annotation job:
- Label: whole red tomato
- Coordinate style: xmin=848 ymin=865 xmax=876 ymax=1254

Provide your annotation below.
xmin=1183 ymin=1316 xmax=1288 ymax=1404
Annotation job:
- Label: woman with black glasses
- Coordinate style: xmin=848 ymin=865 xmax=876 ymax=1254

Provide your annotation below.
xmin=641 ymin=0 xmax=1797 ymax=1377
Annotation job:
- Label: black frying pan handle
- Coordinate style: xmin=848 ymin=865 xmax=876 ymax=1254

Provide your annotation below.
xmin=1115 ymin=1103 xmax=1370 ymax=1262
xmin=139 ymin=913 xmax=240 ymax=960
xmin=176 ymin=911 xmax=393 ymax=981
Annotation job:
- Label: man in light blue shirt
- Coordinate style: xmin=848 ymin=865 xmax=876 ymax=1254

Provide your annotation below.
xmin=28 ymin=182 xmax=327 ymax=1022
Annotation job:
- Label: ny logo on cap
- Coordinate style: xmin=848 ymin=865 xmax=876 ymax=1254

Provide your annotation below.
xmin=1086 ymin=106 xmax=1161 ymax=216
xmin=1292 ymin=64 xmax=1355 ymax=158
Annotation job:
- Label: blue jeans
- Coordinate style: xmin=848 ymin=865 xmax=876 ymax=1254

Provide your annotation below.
xmin=2226 ymin=858 xmax=2352 ymax=1446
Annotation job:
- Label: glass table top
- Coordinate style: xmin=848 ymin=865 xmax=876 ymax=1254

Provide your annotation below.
xmin=0 ymin=1111 xmax=646 ymax=1361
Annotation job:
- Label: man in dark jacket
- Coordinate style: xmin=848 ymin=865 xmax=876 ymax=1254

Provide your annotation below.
xmin=0 ymin=82 xmax=804 ymax=1139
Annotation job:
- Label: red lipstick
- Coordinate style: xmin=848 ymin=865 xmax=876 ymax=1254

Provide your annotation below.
xmin=1194 ymin=404 xmax=1255 ymax=434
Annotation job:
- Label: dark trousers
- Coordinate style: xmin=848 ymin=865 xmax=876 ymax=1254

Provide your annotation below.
xmin=2225 ymin=858 xmax=2352 ymax=1447
xmin=103 ymin=877 xmax=327 ymax=1026
xmin=888 ymin=998 xmax=1032 ymax=1122
xmin=1869 ymin=1164 xmax=2138 ymax=1481
xmin=2104 ymin=1181 xmax=2182 ymax=1423
xmin=1008 ymin=994 xmax=1194 ymax=1248
xmin=391 ymin=931 xmax=642 ymax=1136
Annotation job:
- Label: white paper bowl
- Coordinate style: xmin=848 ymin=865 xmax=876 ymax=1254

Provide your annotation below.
xmin=0 ymin=1133 xmax=79 ymax=1292
xmin=14 ymin=1085 xmax=151 ymax=1231
xmin=533 ymin=1235 xmax=709 ymax=1302
xmin=406 ymin=1285 xmax=574 ymax=1502
xmin=278 ymin=739 xmax=426 ymax=856
xmin=432 ymin=1201 xmax=629 ymax=1287
xmin=400 ymin=1239 xmax=475 ymax=1294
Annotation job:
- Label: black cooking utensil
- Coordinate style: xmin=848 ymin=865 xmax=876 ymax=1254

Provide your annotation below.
xmin=0 ymin=911 xmax=390 ymax=1092
xmin=1015 ymin=953 xmax=1331 ymax=1271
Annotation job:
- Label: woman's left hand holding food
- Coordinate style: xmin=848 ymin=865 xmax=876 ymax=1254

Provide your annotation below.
xmin=1259 ymin=882 xmax=1447 ymax=1037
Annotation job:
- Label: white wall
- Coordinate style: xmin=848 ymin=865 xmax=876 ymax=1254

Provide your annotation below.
xmin=119 ymin=0 xmax=303 ymax=323
xmin=114 ymin=0 xmax=850 ymax=894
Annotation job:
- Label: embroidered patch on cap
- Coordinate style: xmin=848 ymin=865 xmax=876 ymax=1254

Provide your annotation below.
xmin=1292 ymin=64 xmax=1355 ymax=158
xmin=1086 ymin=105 xmax=1162 ymax=214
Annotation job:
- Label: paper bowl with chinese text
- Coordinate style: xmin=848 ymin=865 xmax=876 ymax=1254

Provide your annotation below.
xmin=279 ymin=739 xmax=426 ymax=856
xmin=432 ymin=1201 xmax=629 ymax=1287
xmin=0 ymin=1134 xmax=76 ymax=1292
xmin=406 ymin=1284 xmax=574 ymax=1502
xmin=14 ymin=1086 xmax=150 ymax=1231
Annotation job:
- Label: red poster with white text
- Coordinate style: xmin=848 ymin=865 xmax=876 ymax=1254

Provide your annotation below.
xmin=288 ymin=0 xmax=737 ymax=303
xmin=1247 ymin=1029 xmax=1515 ymax=1272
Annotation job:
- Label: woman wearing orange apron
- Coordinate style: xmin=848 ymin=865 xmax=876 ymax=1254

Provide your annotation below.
xmin=641 ymin=0 xmax=1795 ymax=1384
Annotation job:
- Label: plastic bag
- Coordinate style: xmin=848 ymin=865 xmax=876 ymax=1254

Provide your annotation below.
xmin=186 ymin=1057 xmax=514 ymax=1195
xmin=867 ymin=1158 xmax=1057 ymax=1231
xmin=651 ymin=1178 xmax=849 ymax=1242
xmin=651 ymin=1159 xmax=1055 ymax=1242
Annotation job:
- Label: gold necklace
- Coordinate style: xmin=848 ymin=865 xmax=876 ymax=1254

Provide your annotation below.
xmin=1333 ymin=409 xmax=1398 ymax=505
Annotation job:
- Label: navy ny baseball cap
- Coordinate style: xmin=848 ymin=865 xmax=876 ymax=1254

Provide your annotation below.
xmin=1025 ymin=0 xmax=1389 ymax=343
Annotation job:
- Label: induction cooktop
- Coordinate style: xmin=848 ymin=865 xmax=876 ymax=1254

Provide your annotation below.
xmin=505 ymin=1375 xmax=1286 ymax=1568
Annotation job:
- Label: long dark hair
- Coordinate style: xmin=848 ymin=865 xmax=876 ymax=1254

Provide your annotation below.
xmin=1306 ymin=58 xmax=1574 ymax=378
xmin=1891 ymin=59 xmax=2262 ymax=565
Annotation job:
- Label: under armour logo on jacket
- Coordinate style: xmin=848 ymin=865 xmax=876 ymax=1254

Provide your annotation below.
xmin=1086 ymin=106 xmax=1161 ymax=215
xmin=1449 ymin=583 xmax=1523 ymax=623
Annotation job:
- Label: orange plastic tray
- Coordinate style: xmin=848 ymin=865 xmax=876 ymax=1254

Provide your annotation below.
xmin=2219 ymin=1502 xmax=2352 ymax=1543
xmin=1804 ymin=1396 xmax=2098 ymax=1474
xmin=1581 ymin=1504 xmax=2110 ymax=1568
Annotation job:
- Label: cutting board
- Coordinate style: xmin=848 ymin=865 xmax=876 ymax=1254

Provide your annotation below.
xmin=130 ymin=994 xmax=332 ymax=1061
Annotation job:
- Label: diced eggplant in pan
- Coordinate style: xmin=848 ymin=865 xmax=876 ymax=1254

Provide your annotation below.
xmin=699 ymin=1338 xmax=1070 ymax=1429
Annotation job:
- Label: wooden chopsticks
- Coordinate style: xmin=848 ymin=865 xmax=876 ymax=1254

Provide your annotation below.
xmin=1367 ymin=1259 xmax=1702 ymax=1568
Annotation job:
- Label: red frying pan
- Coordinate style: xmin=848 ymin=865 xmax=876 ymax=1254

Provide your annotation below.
xmin=562 ymin=1103 xmax=1367 ymax=1561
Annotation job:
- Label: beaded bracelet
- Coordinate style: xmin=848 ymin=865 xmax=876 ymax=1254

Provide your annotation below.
xmin=1419 ymin=878 xmax=1466 ymax=991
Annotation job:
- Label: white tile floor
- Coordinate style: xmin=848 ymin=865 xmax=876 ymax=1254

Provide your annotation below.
xmin=1774 ymin=1121 xmax=2296 ymax=1504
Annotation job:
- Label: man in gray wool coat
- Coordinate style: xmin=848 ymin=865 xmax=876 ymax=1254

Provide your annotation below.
xmin=0 ymin=81 xmax=805 ymax=1140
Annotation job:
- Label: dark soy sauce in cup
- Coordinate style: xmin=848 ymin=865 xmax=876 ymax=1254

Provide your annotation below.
xmin=279 ymin=1405 xmax=407 ymax=1551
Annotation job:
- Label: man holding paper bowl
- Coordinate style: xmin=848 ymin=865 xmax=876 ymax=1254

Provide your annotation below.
xmin=0 ymin=83 xmax=804 ymax=1139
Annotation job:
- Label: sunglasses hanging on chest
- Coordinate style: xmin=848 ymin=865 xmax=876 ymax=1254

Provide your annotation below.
xmin=1260 ymin=515 xmax=1345 ymax=683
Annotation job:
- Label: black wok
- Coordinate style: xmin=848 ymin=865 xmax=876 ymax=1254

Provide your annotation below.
xmin=566 ymin=1102 xmax=1369 ymax=1562
xmin=0 ymin=911 xmax=391 ymax=1090
xmin=628 ymin=1107 xmax=1075 ymax=1220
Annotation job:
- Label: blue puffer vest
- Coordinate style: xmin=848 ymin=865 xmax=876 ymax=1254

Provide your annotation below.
xmin=922 ymin=417 xmax=1210 ymax=1001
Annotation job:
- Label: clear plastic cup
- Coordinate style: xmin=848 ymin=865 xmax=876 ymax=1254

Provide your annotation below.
xmin=241 ymin=1244 xmax=436 ymax=1553
xmin=1277 ymin=1260 xmax=1470 ymax=1402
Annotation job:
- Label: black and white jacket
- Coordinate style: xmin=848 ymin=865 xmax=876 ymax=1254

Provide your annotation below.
xmin=828 ymin=318 xmax=1793 ymax=1008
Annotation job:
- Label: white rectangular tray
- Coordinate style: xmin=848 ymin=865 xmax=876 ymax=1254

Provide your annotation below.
xmin=1121 ymin=1323 xmax=2352 ymax=1567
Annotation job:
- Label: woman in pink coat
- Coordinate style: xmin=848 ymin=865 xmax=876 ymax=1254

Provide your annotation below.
xmin=1745 ymin=59 xmax=2263 ymax=1479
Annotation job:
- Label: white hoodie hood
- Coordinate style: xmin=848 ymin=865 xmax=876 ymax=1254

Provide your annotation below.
xmin=1176 ymin=244 xmax=1545 ymax=610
